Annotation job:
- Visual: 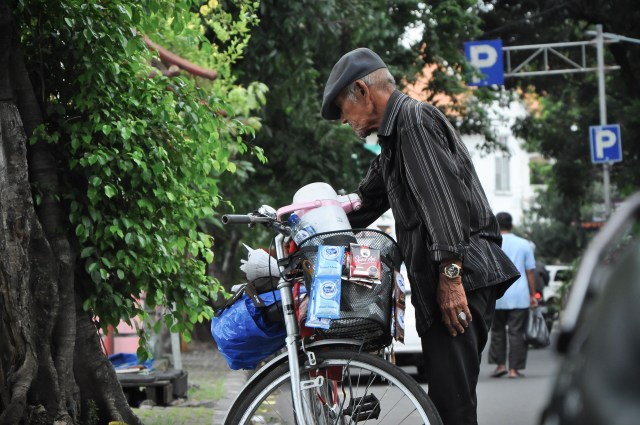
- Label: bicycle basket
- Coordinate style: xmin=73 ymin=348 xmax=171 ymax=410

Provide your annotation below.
xmin=297 ymin=229 xmax=402 ymax=351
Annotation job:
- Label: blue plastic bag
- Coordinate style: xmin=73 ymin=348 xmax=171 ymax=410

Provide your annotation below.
xmin=211 ymin=290 xmax=286 ymax=370
xmin=108 ymin=352 xmax=154 ymax=371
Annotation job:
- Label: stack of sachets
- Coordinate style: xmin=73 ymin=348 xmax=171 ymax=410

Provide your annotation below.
xmin=306 ymin=245 xmax=344 ymax=329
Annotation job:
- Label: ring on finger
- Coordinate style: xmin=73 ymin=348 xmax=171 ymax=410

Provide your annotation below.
xmin=457 ymin=311 xmax=467 ymax=321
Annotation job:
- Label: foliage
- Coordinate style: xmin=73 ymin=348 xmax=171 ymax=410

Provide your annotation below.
xmin=14 ymin=0 xmax=263 ymax=350
xmin=205 ymin=0 xmax=505 ymax=286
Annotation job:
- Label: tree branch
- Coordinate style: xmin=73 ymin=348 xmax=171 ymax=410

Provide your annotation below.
xmin=143 ymin=35 xmax=218 ymax=80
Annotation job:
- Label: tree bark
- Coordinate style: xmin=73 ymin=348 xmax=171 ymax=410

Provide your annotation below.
xmin=0 ymin=5 xmax=142 ymax=424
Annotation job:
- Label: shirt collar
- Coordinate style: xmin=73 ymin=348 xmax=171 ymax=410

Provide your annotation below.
xmin=377 ymin=90 xmax=410 ymax=137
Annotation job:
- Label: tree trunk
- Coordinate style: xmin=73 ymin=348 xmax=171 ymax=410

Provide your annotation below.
xmin=0 ymin=6 xmax=141 ymax=425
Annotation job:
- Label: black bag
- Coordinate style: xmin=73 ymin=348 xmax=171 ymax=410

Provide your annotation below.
xmin=524 ymin=307 xmax=551 ymax=348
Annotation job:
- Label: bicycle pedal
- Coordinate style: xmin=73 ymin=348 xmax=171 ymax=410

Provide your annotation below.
xmin=343 ymin=394 xmax=381 ymax=420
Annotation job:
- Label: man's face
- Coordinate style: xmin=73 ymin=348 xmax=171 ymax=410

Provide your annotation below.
xmin=335 ymin=82 xmax=376 ymax=138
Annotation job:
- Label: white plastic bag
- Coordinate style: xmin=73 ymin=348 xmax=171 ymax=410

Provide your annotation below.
xmin=239 ymin=244 xmax=279 ymax=282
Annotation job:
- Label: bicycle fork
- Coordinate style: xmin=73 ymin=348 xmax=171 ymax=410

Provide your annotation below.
xmin=275 ymin=234 xmax=318 ymax=425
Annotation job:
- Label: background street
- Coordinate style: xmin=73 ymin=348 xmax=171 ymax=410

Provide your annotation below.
xmin=403 ymin=333 xmax=562 ymax=425
xmin=476 ymin=341 xmax=561 ymax=425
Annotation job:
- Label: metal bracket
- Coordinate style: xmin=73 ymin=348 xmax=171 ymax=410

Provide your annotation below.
xmin=306 ymin=350 xmax=317 ymax=366
xmin=300 ymin=375 xmax=324 ymax=391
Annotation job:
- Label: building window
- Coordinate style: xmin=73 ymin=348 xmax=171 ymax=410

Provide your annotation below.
xmin=495 ymin=155 xmax=510 ymax=192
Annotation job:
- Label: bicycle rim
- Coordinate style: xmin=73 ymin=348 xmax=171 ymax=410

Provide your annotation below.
xmin=226 ymin=349 xmax=441 ymax=425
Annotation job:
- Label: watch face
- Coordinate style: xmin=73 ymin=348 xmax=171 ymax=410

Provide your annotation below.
xmin=444 ymin=264 xmax=460 ymax=278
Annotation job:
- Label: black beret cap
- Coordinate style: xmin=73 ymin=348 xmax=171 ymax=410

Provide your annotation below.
xmin=321 ymin=48 xmax=387 ymax=120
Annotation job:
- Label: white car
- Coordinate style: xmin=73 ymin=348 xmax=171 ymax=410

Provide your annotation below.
xmin=391 ymin=265 xmax=426 ymax=379
xmin=542 ymin=264 xmax=572 ymax=304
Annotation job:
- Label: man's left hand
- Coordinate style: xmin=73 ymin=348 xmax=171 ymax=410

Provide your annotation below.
xmin=437 ymin=275 xmax=472 ymax=337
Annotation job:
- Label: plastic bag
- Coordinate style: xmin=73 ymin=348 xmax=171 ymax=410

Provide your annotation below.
xmin=524 ymin=307 xmax=551 ymax=348
xmin=211 ymin=290 xmax=286 ymax=370
xmin=239 ymin=244 xmax=279 ymax=282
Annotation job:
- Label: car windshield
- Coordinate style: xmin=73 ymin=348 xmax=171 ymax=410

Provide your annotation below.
xmin=555 ymin=270 xmax=571 ymax=282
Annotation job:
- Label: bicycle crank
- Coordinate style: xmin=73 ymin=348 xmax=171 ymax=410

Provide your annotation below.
xmin=342 ymin=394 xmax=381 ymax=421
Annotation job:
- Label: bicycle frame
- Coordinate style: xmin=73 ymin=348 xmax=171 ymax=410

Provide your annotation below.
xmin=222 ymin=229 xmax=371 ymax=425
xmin=270 ymin=232 xmax=312 ymax=425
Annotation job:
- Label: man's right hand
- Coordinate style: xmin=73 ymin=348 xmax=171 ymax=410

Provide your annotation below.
xmin=436 ymin=275 xmax=472 ymax=337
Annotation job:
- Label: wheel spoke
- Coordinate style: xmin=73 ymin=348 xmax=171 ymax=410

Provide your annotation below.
xmin=225 ymin=350 xmax=441 ymax=425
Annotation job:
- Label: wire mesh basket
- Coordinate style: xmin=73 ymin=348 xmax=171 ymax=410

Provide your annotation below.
xmin=297 ymin=229 xmax=401 ymax=351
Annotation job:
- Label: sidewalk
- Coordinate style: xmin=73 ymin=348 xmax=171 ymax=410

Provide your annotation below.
xmin=179 ymin=344 xmax=249 ymax=425
xmin=131 ymin=341 xmax=249 ymax=425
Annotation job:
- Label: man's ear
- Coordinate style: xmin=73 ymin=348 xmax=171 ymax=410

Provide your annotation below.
xmin=356 ymin=80 xmax=367 ymax=97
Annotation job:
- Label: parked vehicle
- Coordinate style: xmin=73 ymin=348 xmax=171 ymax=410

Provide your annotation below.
xmin=542 ymin=265 xmax=572 ymax=304
xmin=540 ymin=192 xmax=640 ymax=425
xmin=538 ymin=264 xmax=573 ymax=332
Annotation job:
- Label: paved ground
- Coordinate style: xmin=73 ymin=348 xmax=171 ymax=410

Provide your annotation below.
xmin=162 ymin=332 xmax=561 ymax=425
xmin=128 ymin=341 xmax=249 ymax=425
xmin=179 ymin=344 xmax=249 ymax=425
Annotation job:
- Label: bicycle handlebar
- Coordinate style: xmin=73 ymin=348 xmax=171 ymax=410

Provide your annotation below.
xmin=222 ymin=212 xmax=291 ymax=236
xmin=222 ymin=214 xmax=273 ymax=225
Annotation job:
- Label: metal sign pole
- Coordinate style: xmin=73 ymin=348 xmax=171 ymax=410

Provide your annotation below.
xmin=595 ymin=24 xmax=612 ymax=218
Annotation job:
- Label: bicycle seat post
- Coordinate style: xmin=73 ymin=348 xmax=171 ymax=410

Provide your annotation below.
xmin=273 ymin=233 xmax=309 ymax=425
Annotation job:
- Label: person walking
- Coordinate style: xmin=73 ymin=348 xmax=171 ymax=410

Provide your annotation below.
xmin=321 ymin=47 xmax=519 ymax=425
xmin=488 ymin=212 xmax=538 ymax=379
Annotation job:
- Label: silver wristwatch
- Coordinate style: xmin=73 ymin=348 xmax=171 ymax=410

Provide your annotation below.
xmin=440 ymin=263 xmax=462 ymax=279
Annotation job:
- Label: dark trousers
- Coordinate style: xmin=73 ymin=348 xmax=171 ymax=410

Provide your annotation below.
xmin=488 ymin=308 xmax=529 ymax=370
xmin=420 ymin=285 xmax=498 ymax=425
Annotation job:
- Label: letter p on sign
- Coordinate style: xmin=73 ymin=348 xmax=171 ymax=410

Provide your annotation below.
xmin=464 ymin=40 xmax=504 ymax=86
xmin=590 ymin=124 xmax=622 ymax=164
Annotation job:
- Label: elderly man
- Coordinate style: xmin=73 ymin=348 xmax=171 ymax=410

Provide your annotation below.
xmin=321 ymin=47 xmax=519 ymax=425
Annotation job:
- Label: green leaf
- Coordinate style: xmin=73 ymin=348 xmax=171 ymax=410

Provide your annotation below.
xmin=105 ymin=185 xmax=117 ymax=198
xmin=82 ymin=298 xmax=93 ymax=311
xmin=80 ymin=247 xmax=95 ymax=258
xmin=163 ymin=315 xmax=173 ymax=329
xmin=137 ymin=346 xmax=149 ymax=362
xmin=120 ymin=126 xmax=132 ymax=140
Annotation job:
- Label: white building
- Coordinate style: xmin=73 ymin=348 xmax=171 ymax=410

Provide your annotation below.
xmin=461 ymin=101 xmax=537 ymax=225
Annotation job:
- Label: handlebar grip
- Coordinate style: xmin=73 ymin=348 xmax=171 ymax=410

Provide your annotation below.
xmin=222 ymin=214 xmax=253 ymax=225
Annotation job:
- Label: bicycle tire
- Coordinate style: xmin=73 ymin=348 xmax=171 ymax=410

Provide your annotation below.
xmin=224 ymin=349 xmax=442 ymax=425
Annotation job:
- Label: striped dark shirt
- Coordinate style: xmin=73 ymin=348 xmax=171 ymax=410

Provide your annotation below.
xmin=348 ymin=90 xmax=519 ymax=334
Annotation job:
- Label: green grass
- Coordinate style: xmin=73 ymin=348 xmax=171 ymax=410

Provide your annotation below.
xmin=187 ymin=379 xmax=224 ymax=401
xmin=133 ymin=407 xmax=214 ymax=425
xmin=132 ymin=367 xmax=225 ymax=425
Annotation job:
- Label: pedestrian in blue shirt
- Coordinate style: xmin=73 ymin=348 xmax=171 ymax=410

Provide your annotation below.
xmin=489 ymin=212 xmax=538 ymax=379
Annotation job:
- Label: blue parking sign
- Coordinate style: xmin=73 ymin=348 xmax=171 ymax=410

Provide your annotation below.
xmin=464 ymin=40 xmax=504 ymax=86
xmin=589 ymin=124 xmax=622 ymax=164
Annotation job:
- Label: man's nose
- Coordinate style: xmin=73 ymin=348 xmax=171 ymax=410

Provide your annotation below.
xmin=340 ymin=112 xmax=347 ymax=124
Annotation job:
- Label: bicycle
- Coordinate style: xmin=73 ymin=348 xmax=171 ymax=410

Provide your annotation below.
xmin=220 ymin=201 xmax=443 ymax=425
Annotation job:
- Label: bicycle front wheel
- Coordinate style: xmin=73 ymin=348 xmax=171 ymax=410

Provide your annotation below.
xmin=225 ymin=349 xmax=442 ymax=425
